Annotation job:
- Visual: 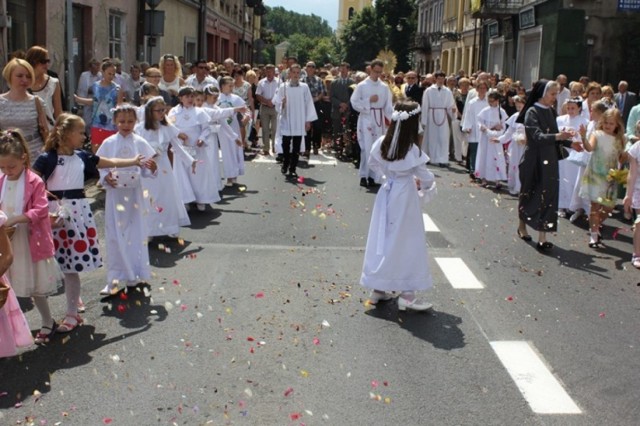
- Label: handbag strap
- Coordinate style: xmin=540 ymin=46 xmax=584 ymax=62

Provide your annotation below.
xmin=34 ymin=96 xmax=47 ymax=129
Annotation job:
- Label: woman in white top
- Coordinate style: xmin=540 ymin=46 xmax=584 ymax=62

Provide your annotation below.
xmin=26 ymin=46 xmax=62 ymax=121
xmin=158 ymin=54 xmax=184 ymax=106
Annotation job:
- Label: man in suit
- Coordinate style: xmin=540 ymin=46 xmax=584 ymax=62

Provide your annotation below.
xmin=402 ymin=71 xmax=424 ymax=104
xmin=330 ymin=62 xmax=355 ymax=150
xmin=615 ymin=80 xmax=637 ymax=126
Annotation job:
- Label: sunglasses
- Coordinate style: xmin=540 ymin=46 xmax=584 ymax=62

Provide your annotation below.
xmin=163 ymin=54 xmax=175 ymax=60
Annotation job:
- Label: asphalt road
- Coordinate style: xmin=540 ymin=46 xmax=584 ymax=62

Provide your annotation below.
xmin=1 ymin=150 xmax=639 ymax=425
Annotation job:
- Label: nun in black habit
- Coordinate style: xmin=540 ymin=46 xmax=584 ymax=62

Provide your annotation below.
xmin=516 ymin=79 xmax=583 ymax=250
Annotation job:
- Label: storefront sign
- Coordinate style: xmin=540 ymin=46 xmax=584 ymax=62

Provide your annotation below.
xmin=519 ymin=7 xmax=535 ymax=29
xmin=618 ymin=0 xmax=640 ymax=11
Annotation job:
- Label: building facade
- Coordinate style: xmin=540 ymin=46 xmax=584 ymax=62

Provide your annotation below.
xmin=0 ymin=0 xmax=261 ymax=107
xmin=440 ymin=0 xmax=479 ymax=77
xmin=337 ymin=0 xmax=373 ymax=34
xmin=414 ymin=0 xmax=444 ymax=74
xmin=474 ymin=0 xmax=640 ymax=89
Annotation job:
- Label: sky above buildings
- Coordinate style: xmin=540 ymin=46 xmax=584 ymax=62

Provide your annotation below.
xmin=265 ymin=0 xmax=339 ymax=30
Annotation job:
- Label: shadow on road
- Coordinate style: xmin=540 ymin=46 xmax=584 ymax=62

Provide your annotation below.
xmin=365 ymin=303 xmax=465 ymax=350
xmin=0 ymin=323 xmax=152 ymax=409
xmin=100 ymin=286 xmax=168 ymax=329
xmin=148 ymin=237 xmax=204 ymax=268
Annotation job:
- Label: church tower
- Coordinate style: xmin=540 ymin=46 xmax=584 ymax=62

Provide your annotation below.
xmin=337 ymin=0 xmax=373 ymax=34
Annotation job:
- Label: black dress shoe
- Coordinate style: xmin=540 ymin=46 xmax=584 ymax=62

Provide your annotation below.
xmin=536 ymin=241 xmax=554 ymax=251
xmin=360 ymin=177 xmax=368 ymax=187
xmin=517 ymin=229 xmax=532 ymax=241
xmin=281 ymin=165 xmax=287 ymax=174
xmin=367 ymin=177 xmax=377 ymax=187
xmin=289 ymin=171 xmax=298 ymax=178
xmin=276 ymin=154 xmax=283 ymax=163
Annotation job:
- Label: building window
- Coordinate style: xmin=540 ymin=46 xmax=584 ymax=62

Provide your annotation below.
xmin=184 ymin=37 xmax=197 ymax=64
xmin=7 ymin=0 xmax=36 ymax=52
xmin=109 ymin=12 xmax=124 ymax=60
xmin=348 ymin=7 xmax=354 ymax=19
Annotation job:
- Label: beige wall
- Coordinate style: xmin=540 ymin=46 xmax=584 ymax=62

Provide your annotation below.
xmin=152 ymin=1 xmax=199 ymax=60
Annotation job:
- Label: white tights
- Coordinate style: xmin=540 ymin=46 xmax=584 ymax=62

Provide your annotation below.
xmin=64 ymin=272 xmax=81 ymax=316
xmin=32 ymin=295 xmax=53 ymax=329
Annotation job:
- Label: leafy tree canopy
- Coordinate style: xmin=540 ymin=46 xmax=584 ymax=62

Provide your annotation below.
xmin=262 ymin=6 xmax=333 ymax=38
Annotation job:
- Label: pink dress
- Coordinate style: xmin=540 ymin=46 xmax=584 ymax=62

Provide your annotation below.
xmin=0 ymin=211 xmax=33 ymax=358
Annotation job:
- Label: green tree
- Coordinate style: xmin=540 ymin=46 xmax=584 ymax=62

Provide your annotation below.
xmin=374 ymin=0 xmax=417 ymax=72
xmin=262 ymin=6 xmax=333 ymax=38
xmin=309 ymin=37 xmax=340 ymax=66
xmin=340 ymin=7 xmax=387 ymax=70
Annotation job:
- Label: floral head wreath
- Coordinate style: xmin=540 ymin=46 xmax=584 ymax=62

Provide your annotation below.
xmin=110 ymin=103 xmax=137 ymax=115
xmin=388 ymin=105 xmax=421 ymax=158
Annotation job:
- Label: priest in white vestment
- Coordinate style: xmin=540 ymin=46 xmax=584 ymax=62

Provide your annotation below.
xmin=421 ymin=71 xmax=456 ymax=167
xmin=350 ymin=59 xmax=393 ymax=187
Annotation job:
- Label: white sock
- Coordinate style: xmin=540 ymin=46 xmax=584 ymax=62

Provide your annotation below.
xmin=400 ymin=291 xmax=415 ymax=301
xmin=590 ymin=232 xmax=600 ymax=243
xmin=32 ymin=296 xmax=53 ymax=330
xmin=64 ymin=273 xmax=81 ymax=317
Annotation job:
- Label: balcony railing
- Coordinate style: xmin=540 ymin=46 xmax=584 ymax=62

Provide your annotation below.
xmin=471 ymin=0 xmax=524 ymax=19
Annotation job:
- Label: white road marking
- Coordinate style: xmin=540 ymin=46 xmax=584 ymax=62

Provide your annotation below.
xmin=422 ymin=213 xmax=440 ymax=232
xmin=252 ymin=153 xmax=337 ymax=166
xmin=490 ymin=341 xmax=582 ymax=414
xmin=434 ymin=257 xmax=484 ymax=289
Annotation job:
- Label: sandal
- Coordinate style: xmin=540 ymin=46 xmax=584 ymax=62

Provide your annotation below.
xmin=34 ymin=321 xmax=58 ymax=344
xmin=57 ymin=315 xmax=83 ymax=333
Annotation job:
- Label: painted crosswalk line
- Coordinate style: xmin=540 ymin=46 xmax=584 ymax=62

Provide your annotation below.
xmin=490 ymin=341 xmax=582 ymax=414
xmin=435 ymin=257 xmax=484 ymax=289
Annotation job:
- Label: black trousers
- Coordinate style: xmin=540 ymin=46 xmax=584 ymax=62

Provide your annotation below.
xmin=305 ymin=118 xmax=322 ymax=151
xmin=282 ymin=135 xmax=302 ymax=172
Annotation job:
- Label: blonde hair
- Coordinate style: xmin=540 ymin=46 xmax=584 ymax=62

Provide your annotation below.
xmin=159 ymin=54 xmax=183 ymax=79
xmin=597 ymin=108 xmax=626 ymax=153
xmin=44 ymin=113 xmax=85 ymax=152
xmin=2 ymin=58 xmax=34 ymax=86
xmin=0 ymin=129 xmax=31 ymax=167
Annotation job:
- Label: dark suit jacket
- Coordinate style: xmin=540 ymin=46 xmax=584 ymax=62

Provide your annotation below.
xmin=403 ymin=83 xmax=424 ymax=104
xmin=330 ymin=77 xmax=354 ymax=118
xmin=615 ymin=91 xmax=638 ymax=125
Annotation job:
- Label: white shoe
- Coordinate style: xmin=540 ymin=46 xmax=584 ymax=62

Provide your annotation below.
xmin=398 ymin=296 xmax=433 ymax=311
xmin=196 ymin=203 xmax=206 ymax=211
xmin=99 ymin=284 xmax=119 ymax=296
xmin=569 ymin=209 xmax=584 ymax=223
xmin=368 ymin=290 xmax=393 ymax=304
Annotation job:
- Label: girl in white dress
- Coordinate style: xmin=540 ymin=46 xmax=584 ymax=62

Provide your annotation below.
xmin=476 ymin=90 xmax=508 ymax=187
xmin=556 ymin=97 xmax=589 ymax=217
xmin=623 ymin=125 xmax=640 ymax=268
xmin=33 ymin=113 xmax=145 ymax=331
xmin=0 ymin=130 xmax=62 ymax=344
xmin=570 ymin=101 xmax=608 ymax=223
xmin=135 ymin=97 xmax=196 ymax=237
xmin=498 ymin=95 xmax=526 ymax=195
xmin=168 ymin=86 xmax=216 ymax=211
xmin=202 ymin=85 xmax=245 ymax=190
xmin=217 ymin=77 xmax=251 ymax=185
xmin=462 ymin=80 xmax=489 ymax=180
xmin=96 ymin=105 xmax=158 ymax=295
xmin=361 ymin=101 xmax=436 ymax=312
